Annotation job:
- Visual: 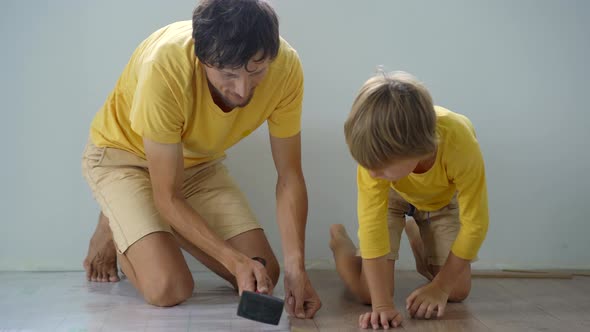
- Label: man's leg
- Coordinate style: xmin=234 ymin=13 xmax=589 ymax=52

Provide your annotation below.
xmin=82 ymin=143 xmax=194 ymax=305
xmin=178 ymin=161 xmax=280 ymax=291
xmin=83 ymin=213 xmax=194 ymax=306
xmin=117 ymin=231 xmax=194 ymax=307
xmin=83 ymin=212 xmax=119 ymax=282
xmin=173 ymin=228 xmax=280 ymax=290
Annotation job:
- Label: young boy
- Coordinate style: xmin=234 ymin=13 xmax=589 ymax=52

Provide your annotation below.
xmin=330 ymin=71 xmax=489 ymax=329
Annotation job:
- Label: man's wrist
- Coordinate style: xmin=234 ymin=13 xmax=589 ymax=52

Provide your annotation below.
xmin=284 ymin=254 xmax=305 ymax=272
xmin=223 ymin=247 xmax=247 ymax=275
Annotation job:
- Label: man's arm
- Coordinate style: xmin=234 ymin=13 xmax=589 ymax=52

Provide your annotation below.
xmin=269 ymin=133 xmax=321 ymax=318
xmin=269 ymin=133 xmax=306 ymax=269
xmin=143 ymin=138 xmax=271 ymax=294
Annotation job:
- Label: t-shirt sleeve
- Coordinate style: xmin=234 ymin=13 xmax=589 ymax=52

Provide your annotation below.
xmin=447 ymin=121 xmax=490 ymax=260
xmin=267 ymin=53 xmax=303 ymax=138
xmin=357 ymin=166 xmax=392 ymax=259
xmin=129 ymin=62 xmax=184 ymax=144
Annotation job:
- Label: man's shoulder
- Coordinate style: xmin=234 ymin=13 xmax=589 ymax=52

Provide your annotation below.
xmin=138 ymin=21 xmax=195 ymax=71
xmin=270 ymin=37 xmax=302 ymax=73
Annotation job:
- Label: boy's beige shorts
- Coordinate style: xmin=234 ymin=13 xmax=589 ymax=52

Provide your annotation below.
xmin=358 ymin=189 xmax=476 ymax=266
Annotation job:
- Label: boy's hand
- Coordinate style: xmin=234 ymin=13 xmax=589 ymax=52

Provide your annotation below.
xmin=358 ymin=305 xmax=403 ymax=329
xmin=406 ymin=282 xmax=449 ymax=319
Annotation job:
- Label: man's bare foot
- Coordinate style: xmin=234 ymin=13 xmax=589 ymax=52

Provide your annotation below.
xmin=329 ymin=224 xmax=357 ymax=257
xmin=83 ymin=212 xmax=120 ymax=282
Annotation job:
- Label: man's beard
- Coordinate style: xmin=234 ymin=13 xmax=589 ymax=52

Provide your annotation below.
xmin=209 ymin=83 xmax=255 ymax=109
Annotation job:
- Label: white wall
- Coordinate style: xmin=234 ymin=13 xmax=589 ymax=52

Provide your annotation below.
xmin=1 ymin=0 xmax=589 ymax=271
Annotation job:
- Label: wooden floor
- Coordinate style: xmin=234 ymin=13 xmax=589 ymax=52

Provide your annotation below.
xmin=0 ymin=269 xmax=589 ymax=331
xmin=293 ymin=269 xmax=590 ymax=331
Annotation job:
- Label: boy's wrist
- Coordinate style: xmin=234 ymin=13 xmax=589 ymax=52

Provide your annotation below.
xmin=372 ymin=300 xmax=395 ymax=312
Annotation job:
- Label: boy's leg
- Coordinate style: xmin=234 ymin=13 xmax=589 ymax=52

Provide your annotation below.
xmin=404 ymin=219 xmax=433 ymax=280
xmin=415 ymin=196 xmax=472 ymax=302
xmin=329 ymin=224 xmax=394 ymax=304
xmin=329 ymin=224 xmax=368 ymax=303
xmin=430 ymin=264 xmax=471 ymax=302
xmin=329 ymin=189 xmax=406 ymax=304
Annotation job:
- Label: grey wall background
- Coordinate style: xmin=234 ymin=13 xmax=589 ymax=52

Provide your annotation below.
xmin=1 ymin=0 xmax=589 ymax=271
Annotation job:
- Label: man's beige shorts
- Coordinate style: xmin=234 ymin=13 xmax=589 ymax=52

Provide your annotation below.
xmin=368 ymin=189 xmax=465 ymax=266
xmin=81 ymin=141 xmax=262 ymax=254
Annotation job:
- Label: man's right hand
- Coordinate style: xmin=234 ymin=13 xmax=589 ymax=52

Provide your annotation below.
xmin=234 ymin=256 xmax=273 ymax=295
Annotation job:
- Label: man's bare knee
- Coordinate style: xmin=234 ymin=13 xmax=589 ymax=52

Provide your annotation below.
xmin=143 ymin=273 xmax=194 ymax=307
xmin=266 ymin=255 xmax=280 ymax=286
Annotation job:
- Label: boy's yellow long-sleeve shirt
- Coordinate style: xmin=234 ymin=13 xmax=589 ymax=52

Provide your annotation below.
xmin=357 ymin=106 xmax=489 ymax=260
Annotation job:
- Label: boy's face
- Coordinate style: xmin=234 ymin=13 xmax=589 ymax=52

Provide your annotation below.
xmin=368 ymin=157 xmax=422 ymax=182
xmin=203 ymin=53 xmax=271 ymax=110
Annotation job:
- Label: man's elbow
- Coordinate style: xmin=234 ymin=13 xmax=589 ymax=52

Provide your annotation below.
xmin=153 ymin=192 xmax=181 ymax=219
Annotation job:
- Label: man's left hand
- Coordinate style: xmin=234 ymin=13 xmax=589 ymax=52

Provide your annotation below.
xmin=284 ymin=268 xmax=322 ymax=319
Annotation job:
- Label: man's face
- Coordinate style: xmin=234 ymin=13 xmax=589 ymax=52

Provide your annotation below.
xmin=203 ymin=55 xmax=271 ymax=110
xmin=368 ymin=157 xmax=422 ymax=182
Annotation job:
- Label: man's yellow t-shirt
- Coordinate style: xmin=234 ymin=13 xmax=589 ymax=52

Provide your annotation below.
xmin=90 ymin=21 xmax=303 ymax=168
xmin=357 ymin=106 xmax=489 ymax=261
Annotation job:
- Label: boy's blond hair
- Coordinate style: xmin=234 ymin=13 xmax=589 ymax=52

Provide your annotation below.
xmin=344 ymin=71 xmax=437 ymax=170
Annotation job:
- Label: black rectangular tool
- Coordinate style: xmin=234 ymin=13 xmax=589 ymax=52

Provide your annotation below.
xmin=237 ymin=290 xmax=284 ymax=325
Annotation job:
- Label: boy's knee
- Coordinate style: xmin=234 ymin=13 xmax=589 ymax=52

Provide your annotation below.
xmin=448 ymin=282 xmax=471 ymax=302
xmin=356 ymin=291 xmax=372 ymax=306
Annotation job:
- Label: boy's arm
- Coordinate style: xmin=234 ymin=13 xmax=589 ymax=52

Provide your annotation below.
xmin=356 ymin=167 xmax=403 ymax=328
xmin=359 ymin=256 xmax=403 ymax=329
xmin=356 ymin=166 xmax=392 ymax=259
xmin=363 ymin=256 xmax=394 ymax=309
xmin=407 ymin=122 xmax=489 ymax=318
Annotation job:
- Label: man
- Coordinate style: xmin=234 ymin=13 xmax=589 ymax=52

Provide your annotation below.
xmin=81 ymin=0 xmax=321 ymax=318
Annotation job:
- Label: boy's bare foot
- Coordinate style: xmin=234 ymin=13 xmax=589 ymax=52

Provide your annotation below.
xmin=404 ymin=219 xmax=433 ymax=280
xmin=329 ymin=224 xmax=357 ymax=256
xmin=83 ymin=213 xmax=119 ymax=282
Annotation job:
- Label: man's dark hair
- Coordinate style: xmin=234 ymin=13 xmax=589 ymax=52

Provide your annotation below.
xmin=192 ymin=0 xmax=280 ymax=70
